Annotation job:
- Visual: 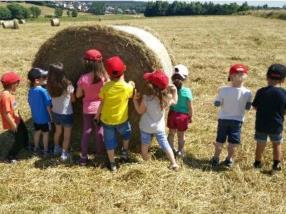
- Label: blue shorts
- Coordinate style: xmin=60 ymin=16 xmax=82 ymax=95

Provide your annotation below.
xmin=52 ymin=112 xmax=73 ymax=127
xmin=141 ymin=131 xmax=172 ymax=151
xmin=216 ymin=119 xmax=242 ymax=144
xmin=255 ymin=132 xmax=283 ymax=143
xmin=102 ymin=121 xmax=132 ymax=150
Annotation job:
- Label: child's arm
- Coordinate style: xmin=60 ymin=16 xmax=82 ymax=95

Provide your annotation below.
xmin=76 ymin=86 xmax=84 ymax=99
xmin=95 ymin=101 xmax=103 ymax=121
xmin=188 ymin=101 xmax=194 ymax=122
xmin=214 ymin=88 xmax=223 ymax=107
xmin=133 ymin=89 xmax=146 ymax=114
xmin=245 ymin=92 xmax=253 ymax=110
xmin=4 ymin=112 xmax=17 ymax=132
xmin=169 ymin=85 xmax=178 ymax=105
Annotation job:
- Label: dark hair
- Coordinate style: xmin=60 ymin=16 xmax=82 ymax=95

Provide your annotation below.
xmin=145 ymin=82 xmax=170 ymax=109
xmin=171 ymin=73 xmax=184 ymax=90
xmin=84 ymin=60 xmax=106 ymax=83
xmin=47 ymin=63 xmax=69 ymax=97
xmin=267 ymin=64 xmax=286 ymax=81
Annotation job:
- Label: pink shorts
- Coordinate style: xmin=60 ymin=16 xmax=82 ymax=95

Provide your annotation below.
xmin=167 ymin=110 xmax=190 ymax=132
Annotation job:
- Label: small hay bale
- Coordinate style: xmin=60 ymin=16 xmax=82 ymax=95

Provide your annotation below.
xmin=2 ymin=20 xmax=19 ymax=29
xmin=50 ymin=18 xmax=60 ymax=27
xmin=19 ymin=19 xmax=26 ymax=24
xmin=33 ymin=25 xmax=174 ymax=151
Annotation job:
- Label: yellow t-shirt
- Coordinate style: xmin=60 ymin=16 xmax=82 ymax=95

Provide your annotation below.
xmin=99 ymin=80 xmax=134 ymax=125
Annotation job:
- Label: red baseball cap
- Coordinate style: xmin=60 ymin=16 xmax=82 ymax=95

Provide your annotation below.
xmin=84 ymin=49 xmax=102 ymax=61
xmin=229 ymin=64 xmax=248 ymax=76
xmin=143 ymin=70 xmax=169 ymax=90
xmin=104 ymin=56 xmax=126 ymax=78
xmin=1 ymin=71 xmax=21 ymax=86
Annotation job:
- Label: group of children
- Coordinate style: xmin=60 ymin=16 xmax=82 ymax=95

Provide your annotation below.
xmin=1 ymin=48 xmax=286 ymax=172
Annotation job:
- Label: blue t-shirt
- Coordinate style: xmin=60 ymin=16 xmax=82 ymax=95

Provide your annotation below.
xmin=28 ymin=86 xmax=52 ymax=124
xmin=252 ymin=86 xmax=286 ymax=134
xmin=170 ymin=86 xmax=193 ymax=114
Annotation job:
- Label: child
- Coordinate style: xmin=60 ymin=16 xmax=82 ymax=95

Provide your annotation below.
xmin=0 ymin=71 xmax=29 ymax=162
xmin=252 ymin=64 xmax=286 ymax=171
xmin=133 ymin=70 xmax=179 ymax=171
xmin=76 ymin=49 xmax=107 ymax=166
xmin=28 ymin=68 xmax=52 ymax=157
xmin=167 ymin=64 xmax=193 ymax=157
xmin=96 ymin=56 xmax=135 ymax=172
xmin=211 ymin=64 xmax=252 ymax=168
xmin=47 ymin=63 xmax=75 ymax=161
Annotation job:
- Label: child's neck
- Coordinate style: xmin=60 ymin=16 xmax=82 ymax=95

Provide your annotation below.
xmin=267 ymin=79 xmax=281 ymax=87
xmin=231 ymin=81 xmax=243 ymax=88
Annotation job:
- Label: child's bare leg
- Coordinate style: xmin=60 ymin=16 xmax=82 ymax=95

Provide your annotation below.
xmin=42 ymin=132 xmax=49 ymax=152
xmin=33 ymin=130 xmax=41 ymax=149
xmin=214 ymin=142 xmax=223 ymax=159
xmin=107 ymin=150 xmax=115 ymax=163
xmin=167 ymin=129 xmax=176 ymax=149
xmin=165 ymin=148 xmax=178 ymax=167
xmin=255 ymin=142 xmax=267 ymax=161
xmin=272 ymin=142 xmax=281 ymax=161
xmin=122 ymin=139 xmax=129 ymax=151
xmin=141 ymin=143 xmax=150 ymax=161
xmin=62 ymin=127 xmax=72 ymax=151
xmin=54 ymin=124 xmax=62 ymax=145
xmin=178 ymin=131 xmax=185 ymax=152
xmin=226 ymin=143 xmax=237 ymax=160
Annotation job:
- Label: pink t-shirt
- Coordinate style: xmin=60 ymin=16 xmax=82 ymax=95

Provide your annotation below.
xmin=77 ymin=72 xmax=104 ymax=114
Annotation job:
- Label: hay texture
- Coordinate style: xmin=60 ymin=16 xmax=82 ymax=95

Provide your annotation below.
xmin=33 ymin=25 xmax=173 ymax=151
xmin=50 ymin=18 xmax=60 ymax=27
xmin=2 ymin=20 xmax=19 ymax=29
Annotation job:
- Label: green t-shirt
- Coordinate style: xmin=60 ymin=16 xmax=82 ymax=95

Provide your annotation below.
xmin=170 ymin=87 xmax=193 ymax=114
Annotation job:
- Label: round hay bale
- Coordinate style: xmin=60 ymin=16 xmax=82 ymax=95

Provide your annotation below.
xmin=2 ymin=20 xmax=19 ymax=29
xmin=50 ymin=18 xmax=60 ymax=27
xmin=19 ymin=19 xmax=26 ymax=24
xmin=32 ymin=25 xmax=173 ymax=151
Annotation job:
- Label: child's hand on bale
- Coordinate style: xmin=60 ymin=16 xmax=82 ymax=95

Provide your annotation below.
xmin=133 ymin=89 xmax=141 ymax=101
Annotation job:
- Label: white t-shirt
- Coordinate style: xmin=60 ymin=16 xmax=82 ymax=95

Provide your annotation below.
xmin=139 ymin=95 xmax=165 ymax=133
xmin=215 ymin=86 xmax=252 ymax=122
xmin=52 ymin=85 xmax=74 ymax=115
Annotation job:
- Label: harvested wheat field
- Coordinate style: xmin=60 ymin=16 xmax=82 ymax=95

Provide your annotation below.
xmin=0 ymin=16 xmax=286 ymax=213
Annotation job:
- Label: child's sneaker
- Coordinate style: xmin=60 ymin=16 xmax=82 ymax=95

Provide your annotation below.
xmin=222 ymin=158 xmax=233 ymax=168
xmin=79 ymin=156 xmax=88 ymax=166
xmin=110 ymin=162 xmax=117 ymax=172
xmin=272 ymin=162 xmax=282 ymax=171
xmin=120 ymin=149 xmax=129 ymax=161
xmin=53 ymin=144 xmax=62 ymax=156
xmin=211 ymin=157 xmax=220 ymax=167
xmin=61 ymin=151 xmax=70 ymax=161
xmin=253 ymin=160 xmax=262 ymax=169
xmin=176 ymin=150 xmax=185 ymax=158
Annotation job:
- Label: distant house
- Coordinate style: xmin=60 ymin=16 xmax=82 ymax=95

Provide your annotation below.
xmin=117 ymin=8 xmax=123 ymax=14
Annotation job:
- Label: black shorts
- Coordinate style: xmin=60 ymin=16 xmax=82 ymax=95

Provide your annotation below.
xmin=33 ymin=123 xmax=50 ymax=132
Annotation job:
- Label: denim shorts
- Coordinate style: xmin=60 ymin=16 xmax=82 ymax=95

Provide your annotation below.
xmin=141 ymin=131 xmax=172 ymax=151
xmin=102 ymin=121 xmax=132 ymax=150
xmin=255 ymin=132 xmax=283 ymax=143
xmin=52 ymin=112 xmax=73 ymax=127
xmin=216 ymin=119 xmax=242 ymax=144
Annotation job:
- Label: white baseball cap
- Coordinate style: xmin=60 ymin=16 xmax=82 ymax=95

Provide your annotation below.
xmin=173 ymin=64 xmax=189 ymax=80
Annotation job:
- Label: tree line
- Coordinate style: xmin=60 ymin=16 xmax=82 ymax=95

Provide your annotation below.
xmin=0 ymin=3 xmax=41 ymax=20
xmin=144 ymin=1 xmax=251 ymax=17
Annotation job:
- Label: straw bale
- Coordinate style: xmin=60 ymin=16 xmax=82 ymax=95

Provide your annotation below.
xmin=2 ymin=20 xmax=19 ymax=29
xmin=50 ymin=18 xmax=60 ymax=27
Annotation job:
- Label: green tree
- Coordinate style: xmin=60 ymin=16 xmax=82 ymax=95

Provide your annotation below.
xmin=54 ymin=8 xmax=63 ymax=17
xmin=30 ymin=6 xmax=41 ymax=18
xmin=7 ymin=3 xmax=30 ymax=19
xmin=71 ymin=9 xmax=78 ymax=17
xmin=0 ymin=6 xmax=12 ymax=20
xmin=89 ymin=2 xmax=105 ymax=15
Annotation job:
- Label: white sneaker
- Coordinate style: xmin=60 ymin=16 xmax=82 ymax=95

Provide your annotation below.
xmin=61 ymin=152 xmax=70 ymax=161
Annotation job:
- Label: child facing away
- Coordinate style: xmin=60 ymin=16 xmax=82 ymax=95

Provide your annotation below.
xmin=47 ymin=63 xmax=75 ymax=161
xmin=167 ymin=64 xmax=193 ymax=157
xmin=133 ymin=70 xmax=179 ymax=171
xmin=96 ymin=56 xmax=135 ymax=172
xmin=252 ymin=64 xmax=286 ymax=171
xmin=211 ymin=64 xmax=252 ymax=168
xmin=0 ymin=71 xmax=29 ymax=162
xmin=76 ymin=49 xmax=107 ymax=166
xmin=28 ymin=68 xmax=52 ymax=157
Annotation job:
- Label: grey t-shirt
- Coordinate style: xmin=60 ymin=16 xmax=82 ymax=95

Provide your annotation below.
xmin=52 ymin=85 xmax=74 ymax=115
xmin=139 ymin=95 xmax=165 ymax=134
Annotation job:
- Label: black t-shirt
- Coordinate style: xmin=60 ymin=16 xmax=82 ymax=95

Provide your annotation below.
xmin=252 ymin=86 xmax=286 ymax=134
